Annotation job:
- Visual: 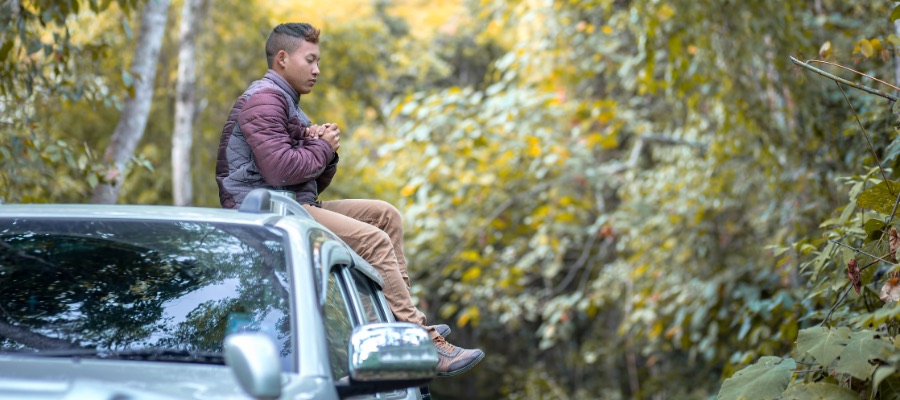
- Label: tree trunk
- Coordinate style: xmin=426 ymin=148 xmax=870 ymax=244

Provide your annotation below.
xmin=895 ymin=21 xmax=900 ymax=93
xmin=171 ymin=0 xmax=202 ymax=206
xmin=91 ymin=0 xmax=171 ymax=204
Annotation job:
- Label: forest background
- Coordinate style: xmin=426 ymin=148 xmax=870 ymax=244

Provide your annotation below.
xmin=6 ymin=0 xmax=900 ymax=398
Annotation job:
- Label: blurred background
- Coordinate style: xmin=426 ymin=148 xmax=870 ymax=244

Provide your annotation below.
xmin=4 ymin=0 xmax=900 ymax=398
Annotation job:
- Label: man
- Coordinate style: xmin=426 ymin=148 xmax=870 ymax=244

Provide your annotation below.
xmin=215 ymin=22 xmax=484 ymax=377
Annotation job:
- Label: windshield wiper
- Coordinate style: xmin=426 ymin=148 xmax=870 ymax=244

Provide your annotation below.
xmin=106 ymin=348 xmax=225 ymax=364
xmin=10 ymin=348 xmax=225 ymax=364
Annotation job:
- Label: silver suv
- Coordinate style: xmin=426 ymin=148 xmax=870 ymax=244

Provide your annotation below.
xmin=0 ymin=189 xmax=437 ymax=399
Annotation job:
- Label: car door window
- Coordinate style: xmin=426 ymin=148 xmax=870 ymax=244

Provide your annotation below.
xmin=350 ymin=270 xmax=385 ymax=324
xmin=322 ymin=270 xmax=353 ymax=380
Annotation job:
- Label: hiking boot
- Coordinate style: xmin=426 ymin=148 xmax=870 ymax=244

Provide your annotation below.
xmin=432 ymin=324 xmax=451 ymax=337
xmin=432 ymin=334 xmax=484 ymax=377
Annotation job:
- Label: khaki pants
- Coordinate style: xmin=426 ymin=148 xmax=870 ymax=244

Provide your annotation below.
xmin=303 ymin=199 xmax=433 ymax=333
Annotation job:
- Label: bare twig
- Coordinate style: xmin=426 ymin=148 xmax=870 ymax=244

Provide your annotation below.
xmin=886 ymin=188 xmax=900 ymax=228
xmin=829 ymin=239 xmax=893 ymax=267
xmin=835 ymin=82 xmax=891 ymax=187
xmin=820 ymin=283 xmax=852 ymax=326
xmin=790 ymin=56 xmax=900 ymax=102
xmin=551 ymin=234 xmax=599 ymax=295
xmin=806 ymin=60 xmax=900 ymax=92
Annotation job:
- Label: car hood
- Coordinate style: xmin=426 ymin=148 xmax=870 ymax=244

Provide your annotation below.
xmin=0 ymin=356 xmax=251 ymax=399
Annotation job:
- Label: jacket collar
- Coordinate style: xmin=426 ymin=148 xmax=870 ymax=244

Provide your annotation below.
xmin=265 ymin=70 xmax=300 ymax=105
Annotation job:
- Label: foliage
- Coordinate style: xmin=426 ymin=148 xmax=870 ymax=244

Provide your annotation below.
xmin=0 ymin=0 xmax=145 ymax=203
xmin=10 ymin=0 xmax=900 ymax=398
xmin=714 ymin=5 xmax=900 ymax=398
xmin=357 ymin=0 xmax=900 ymax=398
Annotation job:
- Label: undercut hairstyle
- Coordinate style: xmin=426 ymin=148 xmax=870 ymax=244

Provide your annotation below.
xmin=265 ymin=23 xmax=321 ymax=69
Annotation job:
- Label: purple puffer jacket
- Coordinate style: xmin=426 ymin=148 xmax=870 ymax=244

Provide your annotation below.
xmin=216 ymin=70 xmax=337 ymax=208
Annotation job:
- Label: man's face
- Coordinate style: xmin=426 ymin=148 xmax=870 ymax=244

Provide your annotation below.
xmin=279 ymin=40 xmax=320 ymax=95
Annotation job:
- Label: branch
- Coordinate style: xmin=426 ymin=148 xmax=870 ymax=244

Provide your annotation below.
xmin=0 ymin=320 xmax=80 ymax=350
xmin=806 ymin=60 xmax=900 ymax=92
xmin=789 ymin=56 xmax=900 ymax=102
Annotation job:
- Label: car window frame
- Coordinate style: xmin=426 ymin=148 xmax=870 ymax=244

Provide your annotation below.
xmin=339 ymin=268 xmax=387 ymax=325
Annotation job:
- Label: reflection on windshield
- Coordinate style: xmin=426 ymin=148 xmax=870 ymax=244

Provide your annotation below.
xmin=0 ymin=218 xmax=293 ymax=371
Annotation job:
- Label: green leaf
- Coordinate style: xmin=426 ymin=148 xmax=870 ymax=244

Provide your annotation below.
xmin=835 ymin=330 xmax=892 ymax=380
xmin=864 ymin=219 xmax=887 ymax=242
xmin=796 ymin=326 xmax=851 ymax=367
xmin=87 ymin=173 xmax=98 ymax=189
xmin=892 ymin=5 xmax=900 ymax=22
xmin=122 ymin=17 xmax=132 ymax=40
xmin=121 ymin=70 xmax=133 ymax=88
xmin=781 ymin=382 xmax=858 ymax=400
xmin=26 ymin=39 xmax=43 ymax=55
xmin=857 ymin=180 xmax=900 ymax=215
xmin=717 ymin=356 xmax=796 ymax=400
xmin=0 ymin=39 xmax=14 ymax=61
xmin=874 ymin=366 xmax=897 ymax=397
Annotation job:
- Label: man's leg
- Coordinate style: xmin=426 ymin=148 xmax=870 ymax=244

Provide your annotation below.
xmin=319 ymin=199 xmax=410 ymax=288
xmin=306 ymin=200 xmax=484 ymax=376
xmin=304 ymin=202 xmax=422 ymax=326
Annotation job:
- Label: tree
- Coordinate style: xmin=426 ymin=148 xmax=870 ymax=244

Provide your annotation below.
xmin=0 ymin=0 xmax=144 ymax=203
xmin=171 ymin=0 xmax=204 ymax=206
xmin=91 ymin=0 xmax=171 ymax=204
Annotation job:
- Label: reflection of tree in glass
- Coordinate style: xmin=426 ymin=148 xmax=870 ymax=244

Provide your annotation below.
xmin=0 ymin=233 xmax=200 ymax=350
xmin=323 ymin=272 xmax=353 ymax=379
xmin=157 ymin=299 xmax=243 ymax=352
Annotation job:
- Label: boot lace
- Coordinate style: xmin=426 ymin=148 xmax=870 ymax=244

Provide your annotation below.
xmin=432 ymin=333 xmax=455 ymax=353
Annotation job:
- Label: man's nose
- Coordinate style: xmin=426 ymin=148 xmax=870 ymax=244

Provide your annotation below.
xmin=312 ymin=65 xmax=320 ymax=76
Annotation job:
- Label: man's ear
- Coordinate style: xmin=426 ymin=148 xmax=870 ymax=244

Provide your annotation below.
xmin=276 ymin=50 xmax=287 ymax=67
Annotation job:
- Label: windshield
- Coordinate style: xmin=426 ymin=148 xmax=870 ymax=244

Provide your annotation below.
xmin=0 ymin=217 xmax=293 ymax=371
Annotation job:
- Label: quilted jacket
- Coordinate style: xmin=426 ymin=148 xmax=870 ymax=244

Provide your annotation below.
xmin=216 ymin=70 xmax=338 ymax=208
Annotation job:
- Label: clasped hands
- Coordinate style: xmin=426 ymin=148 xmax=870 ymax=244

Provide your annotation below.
xmin=308 ymin=123 xmax=341 ymax=152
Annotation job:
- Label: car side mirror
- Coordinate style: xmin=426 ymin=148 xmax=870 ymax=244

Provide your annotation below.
xmin=224 ymin=332 xmax=282 ymax=400
xmin=336 ymin=322 xmax=437 ymax=397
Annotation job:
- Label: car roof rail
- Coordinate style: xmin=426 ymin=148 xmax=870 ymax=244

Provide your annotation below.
xmin=239 ymin=189 xmax=313 ymax=219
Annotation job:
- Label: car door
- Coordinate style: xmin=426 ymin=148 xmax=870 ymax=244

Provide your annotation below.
xmin=320 ymin=265 xmax=424 ymax=400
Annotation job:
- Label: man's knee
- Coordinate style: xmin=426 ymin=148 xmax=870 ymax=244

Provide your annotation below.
xmin=363 ymin=199 xmax=402 ymax=227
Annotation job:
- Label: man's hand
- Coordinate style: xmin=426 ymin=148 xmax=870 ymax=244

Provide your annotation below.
xmin=318 ymin=123 xmax=341 ymax=152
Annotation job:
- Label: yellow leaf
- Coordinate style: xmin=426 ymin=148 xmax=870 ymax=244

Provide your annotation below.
xmin=460 ymin=250 xmax=481 ymax=262
xmin=400 ymin=183 xmax=419 ymax=197
xmin=457 ymin=306 xmax=481 ymax=327
xmin=856 ymin=39 xmax=874 ymax=58
xmin=631 ymin=263 xmax=649 ymax=279
xmin=648 ymin=322 xmax=663 ymax=339
xmin=527 ymin=137 xmax=542 ymax=157
xmin=462 ymin=267 xmax=481 ymax=282
xmin=601 ymin=25 xmax=613 ymax=35
xmin=657 ymin=4 xmax=675 ymax=21
xmin=457 ymin=312 xmax=470 ymax=327
xmin=662 ymin=238 xmax=676 ymax=250
xmin=598 ymin=134 xmax=618 ymax=149
xmin=871 ymin=38 xmax=883 ymax=53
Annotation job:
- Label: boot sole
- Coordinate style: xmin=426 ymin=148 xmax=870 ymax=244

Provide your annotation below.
xmin=436 ymin=351 xmax=485 ymax=377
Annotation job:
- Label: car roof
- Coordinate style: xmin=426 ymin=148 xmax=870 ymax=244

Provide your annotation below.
xmin=0 ymin=203 xmax=294 ymax=225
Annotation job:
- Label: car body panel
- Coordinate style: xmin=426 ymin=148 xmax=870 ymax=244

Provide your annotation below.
xmin=0 ymin=199 xmax=429 ymax=400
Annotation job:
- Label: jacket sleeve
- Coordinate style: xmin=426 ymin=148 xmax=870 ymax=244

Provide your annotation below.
xmin=237 ymin=90 xmax=336 ymax=187
xmin=315 ymin=153 xmax=339 ymax=194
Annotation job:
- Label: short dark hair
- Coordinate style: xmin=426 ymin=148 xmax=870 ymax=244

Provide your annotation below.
xmin=265 ymin=23 xmax=320 ymax=69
